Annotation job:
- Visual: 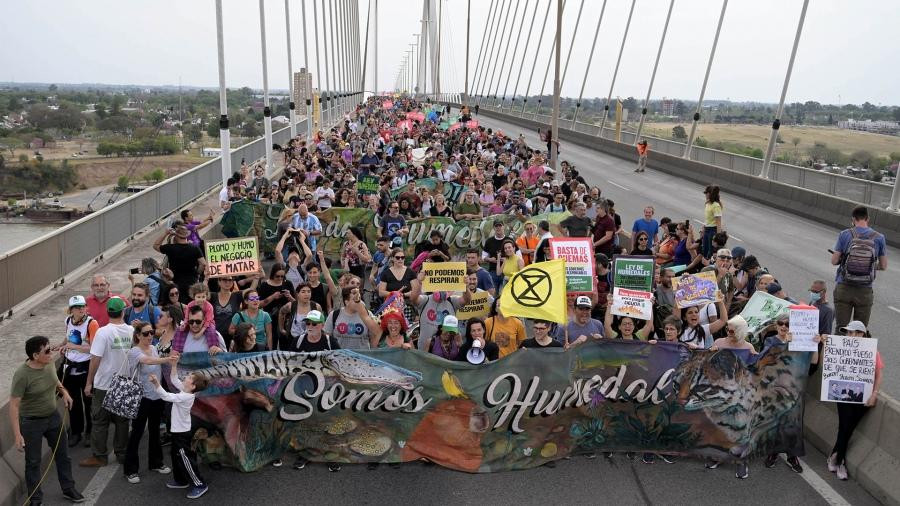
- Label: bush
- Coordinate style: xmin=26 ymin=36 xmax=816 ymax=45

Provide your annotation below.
xmin=116 ymin=175 xmax=129 ymax=191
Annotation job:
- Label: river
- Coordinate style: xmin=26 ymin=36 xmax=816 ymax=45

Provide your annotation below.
xmin=0 ymin=223 xmax=64 ymax=255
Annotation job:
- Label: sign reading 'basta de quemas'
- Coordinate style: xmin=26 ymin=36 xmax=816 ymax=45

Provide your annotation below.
xmin=180 ymin=341 xmax=810 ymax=473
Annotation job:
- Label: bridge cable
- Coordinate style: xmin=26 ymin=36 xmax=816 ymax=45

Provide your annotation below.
xmin=597 ymin=0 xmax=637 ymax=138
xmin=506 ymin=0 xmax=544 ymax=112
xmin=483 ymin=0 xmax=522 ymax=107
xmin=313 ymin=0 xmax=323 ymax=131
xmin=519 ymin=0 xmax=557 ymax=115
xmin=473 ymin=0 xmax=508 ymax=106
xmin=570 ymin=0 xmax=609 ymax=128
xmin=494 ymin=0 xmax=531 ymax=109
xmin=466 ymin=0 xmax=495 ymax=104
xmin=683 ymin=0 xmax=728 ymax=158
xmin=300 ymin=0 xmax=312 ymax=142
xmin=634 ymin=0 xmax=675 ymax=145
xmin=535 ymin=0 xmax=582 ymax=119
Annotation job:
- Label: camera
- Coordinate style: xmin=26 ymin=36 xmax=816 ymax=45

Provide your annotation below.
xmin=129 ymin=267 xmax=140 ymax=275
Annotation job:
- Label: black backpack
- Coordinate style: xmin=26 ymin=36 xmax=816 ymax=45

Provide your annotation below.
xmin=840 ymin=228 xmax=878 ymax=285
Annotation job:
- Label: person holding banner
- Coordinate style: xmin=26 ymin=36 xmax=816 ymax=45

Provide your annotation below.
xmin=827 ymin=320 xmax=883 ymax=481
xmin=520 ymin=320 xmax=564 ymax=349
xmin=484 ymin=300 xmax=527 ymax=358
xmin=340 ymin=227 xmax=372 ymax=280
xmin=458 ymin=319 xmax=500 ymax=363
xmin=425 ymin=316 xmax=464 ymax=361
xmin=604 ymin=294 xmax=654 ymax=341
xmin=554 ymin=296 xmax=604 ymax=346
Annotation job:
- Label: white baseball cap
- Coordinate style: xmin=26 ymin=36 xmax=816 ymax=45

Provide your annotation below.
xmin=840 ymin=320 xmax=867 ymax=334
xmin=68 ymin=295 xmax=86 ymax=307
xmin=575 ymin=296 xmax=592 ymax=308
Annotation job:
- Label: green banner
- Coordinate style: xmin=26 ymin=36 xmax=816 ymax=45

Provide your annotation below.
xmin=390 ymin=178 xmax=468 ymax=205
xmin=220 ymin=200 xmax=285 ymax=255
xmin=357 ymin=175 xmax=380 ymax=195
xmin=612 ymin=255 xmax=656 ymax=292
xmin=181 ymin=343 xmax=810 ymax=472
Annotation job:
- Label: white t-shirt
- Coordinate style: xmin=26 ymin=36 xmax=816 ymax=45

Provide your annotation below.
xmin=90 ymin=322 xmax=134 ymax=390
xmin=697 ymin=302 xmax=719 ymax=326
xmin=679 ymin=324 xmax=713 ymax=349
xmin=218 ymin=186 xmax=230 ymax=205
xmin=313 ymin=187 xmax=335 ymax=209
xmin=155 ymin=374 xmax=195 ymax=433
xmin=181 ymin=331 xmax=227 ymax=353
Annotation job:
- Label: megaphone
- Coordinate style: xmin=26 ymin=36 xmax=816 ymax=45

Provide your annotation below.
xmin=467 ymin=339 xmax=485 ymax=365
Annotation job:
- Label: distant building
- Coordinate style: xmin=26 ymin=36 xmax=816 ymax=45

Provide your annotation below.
xmin=272 ymin=115 xmax=289 ymax=125
xmin=30 ymin=138 xmax=45 ymax=149
xmin=201 ymin=147 xmax=222 ymax=157
xmin=661 ymin=98 xmax=675 ymax=116
xmin=837 ymin=119 xmax=899 ymax=135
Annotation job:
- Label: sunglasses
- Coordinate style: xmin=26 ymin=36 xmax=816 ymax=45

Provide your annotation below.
xmin=140 ymin=330 xmax=154 ymax=337
xmin=639 ymin=237 xmax=648 ymax=241
xmin=306 ymin=321 xmax=323 ymax=326
xmin=717 ymin=255 xmax=733 ymax=260
xmin=188 ymin=319 xmax=204 ymax=325
xmin=394 ymin=256 xmax=405 ymax=260
xmin=41 ymin=348 xmax=53 ymax=355
xmin=248 ymin=295 xmax=260 ymax=301
xmin=776 ymin=321 xmax=789 ymax=327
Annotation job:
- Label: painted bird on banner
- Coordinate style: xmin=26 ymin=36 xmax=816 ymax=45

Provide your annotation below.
xmin=498 ymin=259 xmax=568 ymax=324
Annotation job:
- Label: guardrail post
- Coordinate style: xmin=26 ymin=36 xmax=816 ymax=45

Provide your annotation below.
xmin=890 ymin=178 xmax=900 ymax=212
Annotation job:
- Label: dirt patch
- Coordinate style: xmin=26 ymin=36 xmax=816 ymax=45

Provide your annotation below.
xmin=69 ymin=154 xmax=205 ymax=187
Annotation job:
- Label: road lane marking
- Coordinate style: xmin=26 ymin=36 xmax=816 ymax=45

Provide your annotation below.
xmin=606 ymin=180 xmax=631 ymax=191
xmin=790 ymin=456 xmax=851 ymax=506
xmin=81 ymin=463 xmax=119 ymax=505
xmin=889 ymin=306 xmax=900 ymax=314
xmin=730 ymin=234 xmax=744 ymax=242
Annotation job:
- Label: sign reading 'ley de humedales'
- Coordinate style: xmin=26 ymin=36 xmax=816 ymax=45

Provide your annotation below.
xmin=612 ymin=255 xmax=655 ymax=292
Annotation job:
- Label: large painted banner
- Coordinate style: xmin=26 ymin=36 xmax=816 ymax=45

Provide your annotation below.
xmin=390 ymin=177 xmax=468 ymax=205
xmin=180 ymin=343 xmax=809 ymax=472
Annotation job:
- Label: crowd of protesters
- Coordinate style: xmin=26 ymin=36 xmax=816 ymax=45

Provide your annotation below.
xmin=10 ymin=95 xmax=889 ymax=503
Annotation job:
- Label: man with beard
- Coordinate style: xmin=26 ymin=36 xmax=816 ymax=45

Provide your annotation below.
xmin=655 ymin=268 xmax=676 ymax=308
xmin=123 ymin=282 xmax=161 ymax=326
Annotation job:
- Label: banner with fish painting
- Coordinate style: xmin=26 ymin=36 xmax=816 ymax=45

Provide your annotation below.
xmin=179 ymin=341 xmax=810 ymax=473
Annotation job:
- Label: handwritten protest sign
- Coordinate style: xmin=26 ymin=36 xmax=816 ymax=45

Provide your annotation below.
xmin=421 ymin=262 xmax=467 ymax=292
xmin=821 ymin=335 xmax=878 ymax=404
xmin=740 ymin=292 xmax=792 ymax=343
xmin=788 ymin=305 xmax=820 ymax=352
xmin=357 ymin=175 xmax=380 ymax=195
xmin=673 ymin=271 xmax=720 ymax=309
xmin=205 ymin=237 xmax=259 ymax=278
xmin=611 ymin=288 xmax=653 ymax=320
xmin=612 ymin=255 xmax=655 ymax=292
xmin=455 ymin=291 xmax=492 ymax=320
xmin=549 ymin=237 xmax=595 ymax=293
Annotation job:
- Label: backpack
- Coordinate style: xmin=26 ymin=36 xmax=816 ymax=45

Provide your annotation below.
xmin=840 ymin=228 xmax=878 ymax=285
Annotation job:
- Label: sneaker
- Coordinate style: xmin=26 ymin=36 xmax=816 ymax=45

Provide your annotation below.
xmin=585 ymin=452 xmax=597 ymax=460
xmin=78 ymin=456 xmax=107 ymax=467
xmin=827 ymin=453 xmax=838 ymax=473
xmin=641 ymin=453 xmax=655 ymax=464
xmin=62 ymin=489 xmax=86 ymax=503
xmin=293 ymin=457 xmax=308 ymax=470
xmin=328 ymin=463 xmax=342 ymax=472
xmin=786 ymin=456 xmax=803 ymax=473
xmin=735 ymin=461 xmax=749 ymax=479
xmin=271 ymin=458 xmax=283 ymax=467
xmin=126 ymin=474 xmax=140 ymax=484
xmin=187 ymin=485 xmax=209 ymax=499
xmin=705 ymin=459 xmax=720 ymax=469
xmin=764 ymin=454 xmax=779 ymax=468
xmin=151 ymin=465 xmax=171 ymax=474
xmin=836 ymin=463 xmax=848 ymax=481
xmin=166 ymin=481 xmax=190 ymax=489
xmin=659 ymin=454 xmax=677 ymax=464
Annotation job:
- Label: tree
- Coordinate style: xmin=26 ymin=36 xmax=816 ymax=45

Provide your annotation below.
xmin=148 ymin=168 xmax=166 ymax=183
xmin=48 ymin=84 xmax=58 ymax=92
xmin=674 ymin=101 xmax=686 ymax=118
xmin=672 ymin=125 xmax=687 ymax=140
xmin=116 ymin=175 xmax=130 ymax=191
xmin=792 ymin=137 xmax=801 ymax=147
xmin=893 ymin=108 xmax=900 ymax=122
xmin=241 ymin=122 xmax=260 ymax=138
xmin=890 ymin=151 xmax=900 ymax=162
xmin=94 ymin=102 xmax=108 ymax=119
xmin=0 ymin=137 xmax=24 ymax=156
xmin=850 ymin=149 xmax=874 ymax=168
xmin=207 ymin=121 xmax=219 ymax=138
xmin=7 ymin=96 xmax=21 ymax=112
xmin=622 ymin=97 xmax=638 ymax=114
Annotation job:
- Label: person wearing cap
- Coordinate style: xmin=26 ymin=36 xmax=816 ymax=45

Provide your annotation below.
xmin=153 ymin=222 xmax=205 ymax=305
xmin=553 ymin=296 xmax=604 ymax=346
xmin=827 ymin=320 xmax=883 ymax=481
xmin=425 ymin=315 xmax=465 ymax=360
xmin=79 ymin=297 xmax=133 ymax=468
xmin=56 ymin=295 xmax=100 ymax=448
xmin=10 ymin=336 xmax=86 ymax=504
xmin=765 ymin=281 xmax=797 ymax=304
xmin=289 ymin=310 xmax=341 ymax=352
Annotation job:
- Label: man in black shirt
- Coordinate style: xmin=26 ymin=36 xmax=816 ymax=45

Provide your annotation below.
xmin=482 ymin=220 xmax=510 ymax=291
xmin=560 ymin=202 xmax=593 ymax=238
xmin=154 ymin=221 xmax=205 ymax=303
xmin=414 ymin=230 xmax=451 ymax=263
xmin=292 ymin=310 xmax=341 ymax=352
xmin=520 ymin=320 xmax=564 ymax=349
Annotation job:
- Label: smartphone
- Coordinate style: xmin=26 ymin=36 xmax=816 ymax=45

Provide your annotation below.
xmin=129 ymin=267 xmax=140 ymax=275
xmin=684 ymin=220 xmax=691 ymax=229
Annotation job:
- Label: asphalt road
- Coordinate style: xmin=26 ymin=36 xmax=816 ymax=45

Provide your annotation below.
xmin=36 ymin=435 xmax=880 ymax=506
xmin=477 ymin=113 xmax=900 ymax=400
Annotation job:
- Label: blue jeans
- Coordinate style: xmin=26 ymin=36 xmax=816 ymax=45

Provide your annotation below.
xmin=701 ymin=226 xmax=717 ymax=259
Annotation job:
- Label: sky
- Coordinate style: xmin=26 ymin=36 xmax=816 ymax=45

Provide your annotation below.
xmin=1 ymin=0 xmax=897 ymax=106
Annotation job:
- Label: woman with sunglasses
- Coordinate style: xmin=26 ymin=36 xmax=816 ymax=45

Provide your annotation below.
xmin=123 ymin=320 xmax=176 ymax=484
xmin=630 ymin=231 xmax=653 ymax=256
xmin=161 ymin=285 xmax=187 ymax=316
xmin=229 ymin=291 xmax=273 ymax=350
xmin=377 ymin=247 xmax=421 ymax=323
xmin=256 ymin=263 xmax=296 ymax=350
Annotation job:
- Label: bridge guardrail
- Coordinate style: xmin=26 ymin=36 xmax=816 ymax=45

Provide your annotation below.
xmin=0 ymin=121 xmax=302 ymax=315
xmin=468 ymin=103 xmax=895 ymax=209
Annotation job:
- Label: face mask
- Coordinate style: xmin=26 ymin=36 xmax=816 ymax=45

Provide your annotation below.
xmin=808 ymin=291 xmax=821 ymax=304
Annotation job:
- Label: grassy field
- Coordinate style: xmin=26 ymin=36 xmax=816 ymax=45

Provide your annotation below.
xmin=640 ymin=122 xmax=900 ymax=159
